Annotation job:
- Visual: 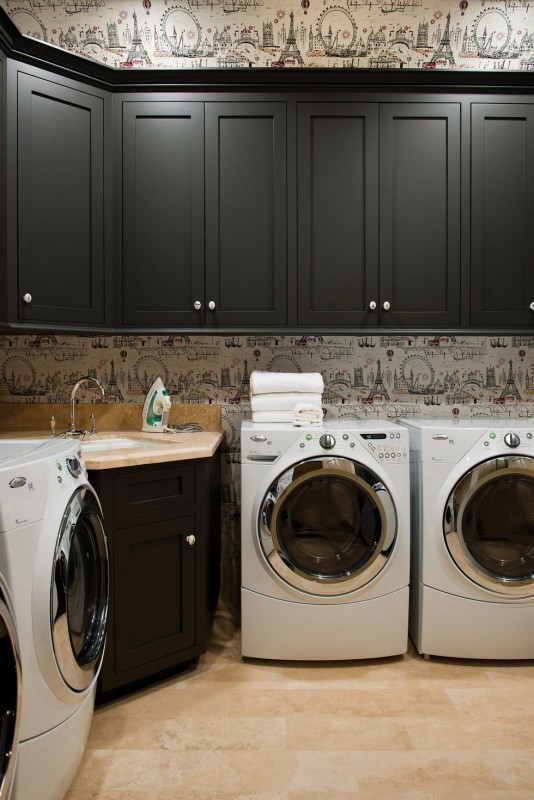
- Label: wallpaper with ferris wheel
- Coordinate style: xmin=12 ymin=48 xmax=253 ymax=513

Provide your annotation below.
xmin=2 ymin=0 xmax=534 ymax=70
xmin=1 ymin=331 xmax=534 ymax=569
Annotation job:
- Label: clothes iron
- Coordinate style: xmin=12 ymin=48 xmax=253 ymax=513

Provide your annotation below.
xmin=142 ymin=377 xmax=172 ymax=432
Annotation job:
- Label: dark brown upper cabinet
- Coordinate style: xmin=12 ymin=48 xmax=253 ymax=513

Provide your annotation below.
xmin=470 ymin=103 xmax=534 ymax=327
xmin=7 ymin=65 xmax=111 ymax=327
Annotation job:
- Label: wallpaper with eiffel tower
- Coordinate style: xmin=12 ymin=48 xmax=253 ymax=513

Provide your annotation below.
xmin=3 ymin=0 xmax=534 ymax=71
xmin=1 ymin=331 xmax=534 ymax=569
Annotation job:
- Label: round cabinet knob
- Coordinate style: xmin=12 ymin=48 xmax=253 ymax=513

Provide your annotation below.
xmin=208 ymin=301 xmax=216 ymax=311
xmin=369 ymin=301 xmax=377 ymax=311
xmin=504 ymin=432 xmax=520 ymax=449
xmin=383 ymin=301 xmax=391 ymax=311
xmin=319 ymin=433 xmax=336 ymax=450
xmin=186 ymin=535 xmax=196 ymax=546
xmin=193 ymin=301 xmax=202 ymax=310
xmin=66 ymin=457 xmax=82 ymax=477
xmin=22 ymin=293 xmax=32 ymax=304
xmin=530 ymin=302 xmax=534 ymax=312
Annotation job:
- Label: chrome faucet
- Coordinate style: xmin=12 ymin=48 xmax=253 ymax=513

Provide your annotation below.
xmin=69 ymin=376 xmax=106 ymax=435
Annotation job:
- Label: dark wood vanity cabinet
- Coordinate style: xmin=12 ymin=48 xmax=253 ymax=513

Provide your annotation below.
xmin=5 ymin=63 xmax=112 ymax=327
xmin=91 ymin=454 xmax=220 ymax=701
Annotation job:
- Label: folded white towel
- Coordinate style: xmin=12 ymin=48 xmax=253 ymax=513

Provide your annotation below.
xmin=293 ymin=402 xmax=323 ymax=427
xmin=251 ymin=410 xmax=294 ymax=423
xmin=250 ymin=371 xmax=324 ymax=396
xmin=251 ymin=392 xmax=323 ymax=413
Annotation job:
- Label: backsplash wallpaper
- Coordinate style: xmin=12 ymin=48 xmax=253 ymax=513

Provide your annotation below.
xmin=2 ymin=0 xmax=534 ymax=70
xmin=1 ymin=331 xmax=534 ymax=586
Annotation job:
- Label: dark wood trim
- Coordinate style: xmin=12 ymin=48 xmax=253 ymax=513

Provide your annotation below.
xmin=1 ymin=7 xmax=534 ymax=94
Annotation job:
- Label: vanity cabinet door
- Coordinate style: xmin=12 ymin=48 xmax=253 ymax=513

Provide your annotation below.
xmin=10 ymin=67 xmax=110 ymax=326
xmin=470 ymin=103 xmax=534 ymax=327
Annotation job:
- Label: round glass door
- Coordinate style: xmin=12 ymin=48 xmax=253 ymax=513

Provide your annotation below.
xmin=443 ymin=456 xmax=534 ymax=597
xmin=0 ymin=584 xmax=21 ymax=800
xmin=52 ymin=486 xmax=109 ymax=692
xmin=259 ymin=457 xmax=397 ymax=596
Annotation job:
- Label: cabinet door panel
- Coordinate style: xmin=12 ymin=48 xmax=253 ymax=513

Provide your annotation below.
xmin=121 ymin=101 xmax=204 ymax=326
xmin=380 ymin=103 xmax=461 ymax=327
xmin=471 ymin=104 xmax=534 ymax=327
xmin=297 ymin=103 xmax=379 ymax=326
xmin=114 ymin=515 xmax=196 ymax=674
xmin=205 ymin=102 xmax=287 ymax=325
xmin=17 ymin=73 xmax=106 ymax=325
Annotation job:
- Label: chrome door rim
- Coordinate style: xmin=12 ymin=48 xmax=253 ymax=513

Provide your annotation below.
xmin=260 ymin=459 xmax=396 ymax=596
xmin=444 ymin=461 xmax=534 ymax=597
xmin=51 ymin=487 xmax=108 ymax=692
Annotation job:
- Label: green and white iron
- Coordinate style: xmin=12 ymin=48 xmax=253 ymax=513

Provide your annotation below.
xmin=142 ymin=377 xmax=172 ymax=432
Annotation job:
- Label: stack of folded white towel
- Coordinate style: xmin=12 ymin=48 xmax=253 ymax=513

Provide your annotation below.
xmin=250 ymin=371 xmax=324 ymax=426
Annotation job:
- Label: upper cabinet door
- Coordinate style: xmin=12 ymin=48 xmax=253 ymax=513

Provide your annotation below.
xmin=297 ymin=103 xmax=379 ymax=327
xmin=15 ymin=71 xmax=108 ymax=326
xmin=121 ymin=101 xmax=204 ymax=327
xmin=205 ymin=102 xmax=287 ymax=326
xmin=470 ymin=103 xmax=534 ymax=327
xmin=379 ymin=103 xmax=461 ymax=328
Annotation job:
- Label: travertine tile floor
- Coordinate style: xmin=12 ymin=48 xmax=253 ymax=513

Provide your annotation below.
xmin=66 ymin=607 xmax=534 ymax=800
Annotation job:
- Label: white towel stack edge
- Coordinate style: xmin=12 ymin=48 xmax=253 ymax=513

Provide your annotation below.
xmin=249 ymin=371 xmax=324 ymax=426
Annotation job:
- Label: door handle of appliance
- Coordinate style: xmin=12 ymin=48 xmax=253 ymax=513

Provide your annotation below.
xmin=369 ymin=300 xmax=377 ymax=311
xmin=208 ymin=301 xmax=216 ymax=311
xmin=186 ymin=535 xmax=196 ymax=546
xmin=383 ymin=301 xmax=391 ymax=311
xmin=193 ymin=301 xmax=202 ymax=310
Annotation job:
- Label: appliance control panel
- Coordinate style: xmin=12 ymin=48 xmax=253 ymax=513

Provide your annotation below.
xmin=292 ymin=428 xmax=409 ymax=463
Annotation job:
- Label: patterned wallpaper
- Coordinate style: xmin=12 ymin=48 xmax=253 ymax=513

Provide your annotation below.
xmin=1 ymin=331 xmax=533 ymax=572
xmin=3 ymin=0 xmax=534 ymax=70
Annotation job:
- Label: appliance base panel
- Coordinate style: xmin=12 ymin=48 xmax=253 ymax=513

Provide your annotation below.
xmin=412 ymin=583 xmax=534 ymax=660
xmin=12 ymin=688 xmax=94 ymax=800
xmin=241 ymin=586 xmax=409 ymax=660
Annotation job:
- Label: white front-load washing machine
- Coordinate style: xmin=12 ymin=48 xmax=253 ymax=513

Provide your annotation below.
xmin=0 ymin=571 xmax=21 ymax=800
xmin=0 ymin=438 xmax=109 ymax=800
xmin=402 ymin=419 xmax=534 ymax=659
xmin=240 ymin=420 xmax=410 ymax=660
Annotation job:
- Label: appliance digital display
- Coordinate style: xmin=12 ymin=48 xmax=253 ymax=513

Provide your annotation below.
xmin=360 ymin=433 xmax=387 ymax=440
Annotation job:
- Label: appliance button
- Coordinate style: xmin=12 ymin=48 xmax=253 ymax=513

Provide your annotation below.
xmin=319 ymin=433 xmax=336 ymax=450
xmin=251 ymin=435 xmax=267 ymax=442
xmin=342 ymin=434 xmax=349 ymax=440
xmin=504 ymin=432 xmax=520 ymax=448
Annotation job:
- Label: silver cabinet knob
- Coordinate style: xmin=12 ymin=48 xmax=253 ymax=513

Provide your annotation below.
xmin=208 ymin=301 xmax=216 ymax=311
xmin=22 ymin=293 xmax=32 ymax=304
xmin=369 ymin=301 xmax=377 ymax=310
xmin=193 ymin=300 xmax=202 ymax=310
xmin=383 ymin=301 xmax=391 ymax=311
xmin=530 ymin=302 xmax=534 ymax=311
xmin=186 ymin=535 xmax=196 ymax=546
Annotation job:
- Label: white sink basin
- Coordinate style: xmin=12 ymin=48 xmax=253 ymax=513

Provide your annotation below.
xmin=81 ymin=437 xmax=164 ymax=453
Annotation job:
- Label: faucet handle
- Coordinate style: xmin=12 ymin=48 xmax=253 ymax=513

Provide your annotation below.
xmin=90 ymin=413 xmax=97 ymax=434
xmin=50 ymin=416 xmax=56 ymax=437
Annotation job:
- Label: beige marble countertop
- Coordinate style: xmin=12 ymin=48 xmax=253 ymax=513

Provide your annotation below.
xmin=0 ymin=402 xmax=224 ymax=470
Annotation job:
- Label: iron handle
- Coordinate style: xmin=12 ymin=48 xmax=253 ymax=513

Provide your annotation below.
xmin=369 ymin=301 xmax=377 ymax=310
xmin=193 ymin=301 xmax=202 ymax=310
xmin=186 ymin=535 xmax=196 ymax=546
xmin=208 ymin=301 xmax=216 ymax=311
xmin=22 ymin=293 xmax=32 ymax=304
xmin=383 ymin=301 xmax=391 ymax=311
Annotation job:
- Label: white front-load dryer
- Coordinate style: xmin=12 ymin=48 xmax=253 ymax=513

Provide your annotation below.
xmin=402 ymin=419 xmax=534 ymax=659
xmin=0 ymin=438 xmax=109 ymax=800
xmin=240 ymin=420 xmax=410 ymax=660
xmin=0 ymin=572 xmax=21 ymax=800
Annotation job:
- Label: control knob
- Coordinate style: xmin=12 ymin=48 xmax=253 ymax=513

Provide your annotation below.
xmin=504 ymin=432 xmax=520 ymax=449
xmin=66 ymin=456 xmax=83 ymax=477
xmin=319 ymin=433 xmax=336 ymax=450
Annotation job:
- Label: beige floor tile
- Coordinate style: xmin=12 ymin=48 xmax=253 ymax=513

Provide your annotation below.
xmin=65 ymin=628 xmax=534 ymax=800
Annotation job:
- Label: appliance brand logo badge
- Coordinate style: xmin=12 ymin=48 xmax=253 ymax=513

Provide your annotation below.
xmin=15 ymin=517 xmax=28 ymax=524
